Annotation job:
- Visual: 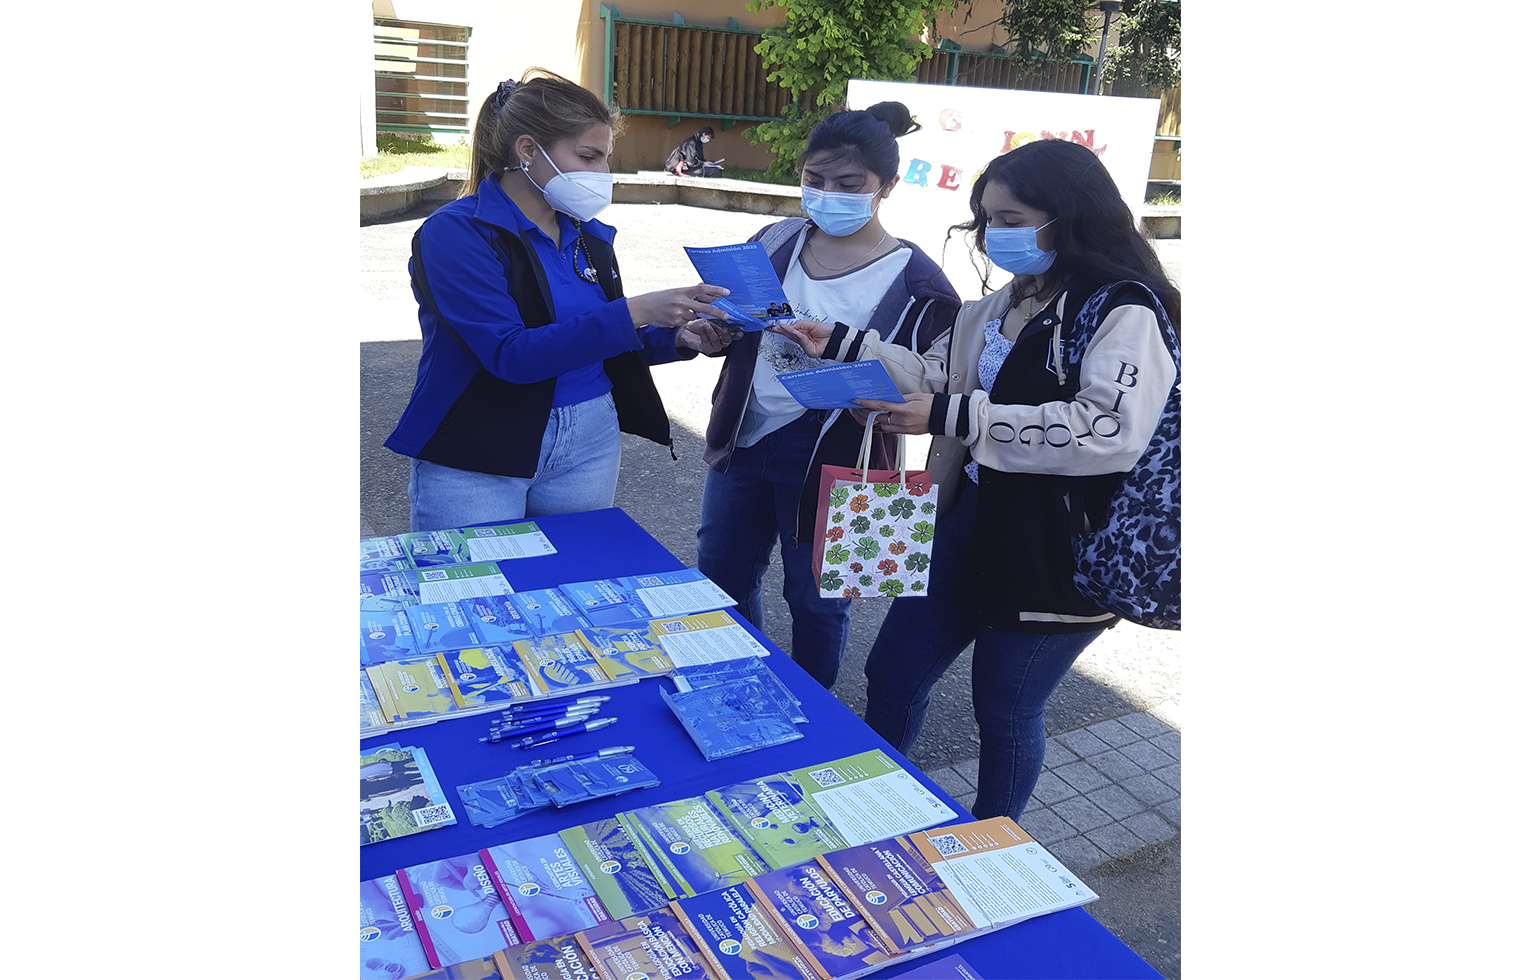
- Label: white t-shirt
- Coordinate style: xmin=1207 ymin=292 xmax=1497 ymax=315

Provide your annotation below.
xmin=738 ymin=230 xmax=911 ymax=447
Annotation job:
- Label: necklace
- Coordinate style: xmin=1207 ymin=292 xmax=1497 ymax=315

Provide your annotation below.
xmin=571 ymin=217 xmax=599 ymax=284
xmin=805 ymin=231 xmax=892 ymax=275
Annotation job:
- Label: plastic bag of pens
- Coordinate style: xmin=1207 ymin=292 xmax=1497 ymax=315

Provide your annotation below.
xmin=458 ymin=746 xmax=661 ymax=829
xmin=660 ymin=656 xmax=806 ymax=760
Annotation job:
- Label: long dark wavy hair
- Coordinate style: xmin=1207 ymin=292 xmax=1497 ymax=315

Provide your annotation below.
xmin=953 ymin=139 xmax=1180 ymax=328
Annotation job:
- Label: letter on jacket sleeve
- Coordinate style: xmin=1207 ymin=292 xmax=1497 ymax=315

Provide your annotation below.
xmin=959 ymin=304 xmax=1176 ymax=476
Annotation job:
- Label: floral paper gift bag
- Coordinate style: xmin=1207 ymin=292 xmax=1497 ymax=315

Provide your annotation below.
xmin=811 ymin=422 xmax=939 ymax=599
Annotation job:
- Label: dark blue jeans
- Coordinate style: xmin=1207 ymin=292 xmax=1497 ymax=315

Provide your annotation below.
xmin=863 ymin=481 xmax=1105 ymax=820
xmin=697 ymin=412 xmax=851 ymax=688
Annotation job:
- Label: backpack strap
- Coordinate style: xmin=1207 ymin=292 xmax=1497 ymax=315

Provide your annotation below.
xmin=754 ymin=217 xmax=810 ymax=263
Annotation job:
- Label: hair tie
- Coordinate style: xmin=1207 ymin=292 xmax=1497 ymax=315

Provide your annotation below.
xmin=493 ymin=79 xmax=519 ymax=109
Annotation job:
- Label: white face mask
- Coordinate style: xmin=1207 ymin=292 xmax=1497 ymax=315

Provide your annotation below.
xmin=530 ymin=144 xmax=613 ymax=221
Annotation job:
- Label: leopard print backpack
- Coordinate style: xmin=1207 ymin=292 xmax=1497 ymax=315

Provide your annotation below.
xmin=1063 ymin=281 xmax=1181 ymax=630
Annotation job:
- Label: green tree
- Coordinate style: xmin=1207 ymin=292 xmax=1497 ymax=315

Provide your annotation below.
xmin=1104 ymin=0 xmax=1180 ymax=92
xmin=746 ymin=0 xmax=958 ymax=176
xmin=999 ymin=0 xmax=1180 ymax=92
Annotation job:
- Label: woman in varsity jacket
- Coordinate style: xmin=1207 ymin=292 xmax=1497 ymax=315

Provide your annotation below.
xmin=771 ymin=139 xmax=1179 ymax=820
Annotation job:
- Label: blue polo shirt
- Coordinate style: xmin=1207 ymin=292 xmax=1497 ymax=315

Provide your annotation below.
xmin=386 ymin=174 xmax=685 ymax=460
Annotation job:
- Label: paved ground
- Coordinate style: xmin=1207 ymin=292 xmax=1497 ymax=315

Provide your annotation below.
xmin=361 ymin=196 xmax=1183 ymax=978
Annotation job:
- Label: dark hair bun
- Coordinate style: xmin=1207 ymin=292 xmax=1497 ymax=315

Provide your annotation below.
xmin=865 ymin=101 xmax=920 ymax=139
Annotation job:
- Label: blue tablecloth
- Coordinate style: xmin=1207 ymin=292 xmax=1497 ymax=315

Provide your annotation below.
xmin=361 ymin=508 xmax=1159 ymax=980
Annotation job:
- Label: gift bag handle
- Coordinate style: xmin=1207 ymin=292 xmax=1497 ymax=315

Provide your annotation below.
xmin=855 ymin=411 xmax=911 ymax=488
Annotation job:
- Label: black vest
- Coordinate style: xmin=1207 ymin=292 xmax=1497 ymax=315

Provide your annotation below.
xmin=409 ymin=222 xmax=673 ymax=478
xmin=972 ymin=282 xmax=1125 ymax=629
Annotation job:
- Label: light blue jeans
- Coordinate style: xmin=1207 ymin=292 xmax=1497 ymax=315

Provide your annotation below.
xmin=408 ymin=392 xmax=621 ymax=531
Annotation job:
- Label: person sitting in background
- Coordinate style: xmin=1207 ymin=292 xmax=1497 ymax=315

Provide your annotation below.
xmin=666 ymin=126 xmax=721 ymax=177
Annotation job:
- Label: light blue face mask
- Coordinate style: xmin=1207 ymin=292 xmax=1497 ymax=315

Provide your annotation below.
xmin=984 ymin=219 xmax=1057 ymax=275
xmin=801 ymin=186 xmax=875 ymax=237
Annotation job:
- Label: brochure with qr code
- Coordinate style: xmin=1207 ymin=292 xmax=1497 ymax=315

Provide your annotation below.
xmin=906 ymin=818 xmax=1097 ymax=930
xmin=669 ymin=883 xmax=820 ymax=980
xmin=460 ymin=520 xmax=558 ymax=561
xmin=575 ymin=907 xmax=716 ymax=980
xmin=461 ymin=595 xmax=539 ymax=645
xmin=406 ymin=600 xmax=485 ymax=655
xmin=559 ymin=817 xmax=677 ymax=919
xmin=513 ymin=633 xmax=611 ymax=692
xmin=495 ymin=934 xmax=603 ymax=980
xmin=619 ymin=797 xmax=769 ymax=899
xmin=396 ymin=854 xmax=523 ymax=969
xmin=398 ymin=529 xmax=473 ymax=566
xmin=706 ymin=750 xmax=954 ymax=870
xmin=362 ymin=535 xmax=416 ymax=572
xmin=577 ymin=626 xmax=675 ymax=682
xmin=513 ymin=588 xmax=593 ymax=636
xmin=361 ymin=671 xmax=392 ymax=734
xmin=437 ymin=644 xmax=548 ymax=707
xmin=416 ymin=562 xmax=517 ymax=604
xmin=481 ymin=834 xmax=612 ymax=942
xmin=649 ymin=609 xmax=769 ymax=666
xmin=563 ymin=569 xmax=736 ymax=627
xmin=361 ymin=874 xmax=432 ymax=980
xmin=361 ymin=745 xmax=458 ymax=845
xmin=814 ymin=837 xmax=979 ymax=955
xmin=362 ymin=568 xmax=422 ymax=612
xmin=368 ymin=658 xmax=464 ymax=724
xmin=363 ymin=609 xmax=420 ymax=665
xmin=744 ymin=862 xmax=896 ymax=980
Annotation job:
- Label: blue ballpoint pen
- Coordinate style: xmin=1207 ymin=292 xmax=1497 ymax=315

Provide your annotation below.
xmin=522 ymin=745 xmax=636 ymax=767
xmin=481 ymin=711 xmax=597 ymax=743
xmin=517 ymin=717 xmax=619 ymax=749
xmin=494 ymin=710 xmax=597 ymax=735
xmin=502 ymin=696 xmax=608 ymax=718
xmin=497 ymin=700 xmax=605 ymax=724
xmin=493 ymin=704 xmax=598 ymax=727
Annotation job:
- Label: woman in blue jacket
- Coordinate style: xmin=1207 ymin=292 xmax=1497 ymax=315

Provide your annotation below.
xmin=385 ymin=69 xmax=733 ymax=531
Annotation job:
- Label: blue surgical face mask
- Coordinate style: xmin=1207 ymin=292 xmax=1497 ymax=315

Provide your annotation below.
xmin=984 ymin=219 xmax=1057 ymax=275
xmin=801 ymin=186 xmax=874 ymax=237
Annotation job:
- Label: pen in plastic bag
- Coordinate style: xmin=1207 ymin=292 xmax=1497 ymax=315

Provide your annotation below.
xmin=517 ymin=717 xmax=619 ymax=749
xmin=521 ymin=744 xmax=636 ymax=768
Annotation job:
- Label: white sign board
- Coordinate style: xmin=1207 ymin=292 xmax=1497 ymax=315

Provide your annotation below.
xmin=846 ymin=79 xmax=1161 ymax=301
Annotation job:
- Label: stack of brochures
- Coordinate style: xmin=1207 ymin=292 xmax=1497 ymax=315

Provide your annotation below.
xmin=361 ymin=749 xmax=1096 ymax=980
xmin=361 ymin=744 xmax=456 ymax=846
xmin=362 ymin=520 xmax=766 ymax=737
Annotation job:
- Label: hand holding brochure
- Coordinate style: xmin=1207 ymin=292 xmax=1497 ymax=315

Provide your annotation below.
xmin=775 ymin=358 xmax=905 ymax=410
xmin=683 ymin=242 xmax=797 ymax=330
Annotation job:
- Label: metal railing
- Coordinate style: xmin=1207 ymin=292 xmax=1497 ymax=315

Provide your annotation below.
xmin=599 ymin=6 xmax=796 ymax=129
xmin=597 ymin=6 xmax=1176 ymax=145
xmin=374 ymin=18 xmax=473 ymax=137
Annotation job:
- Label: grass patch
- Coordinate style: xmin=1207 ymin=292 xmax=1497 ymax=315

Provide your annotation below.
xmin=1144 ymin=187 xmax=1181 ymax=206
xmin=361 ymin=133 xmax=472 ymax=179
